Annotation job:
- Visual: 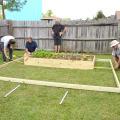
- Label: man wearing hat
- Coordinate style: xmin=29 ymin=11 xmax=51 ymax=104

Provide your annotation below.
xmin=110 ymin=40 xmax=120 ymax=68
xmin=0 ymin=35 xmax=16 ymax=62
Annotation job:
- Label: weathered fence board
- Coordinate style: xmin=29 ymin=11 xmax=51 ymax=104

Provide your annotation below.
xmin=0 ymin=19 xmax=119 ymax=53
xmin=0 ymin=20 xmax=9 ymax=36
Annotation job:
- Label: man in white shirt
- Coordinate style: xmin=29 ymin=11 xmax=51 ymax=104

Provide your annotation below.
xmin=110 ymin=40 xmax=120 ymax=68
xmin=0 ymin=35 xmax=16 ymax=62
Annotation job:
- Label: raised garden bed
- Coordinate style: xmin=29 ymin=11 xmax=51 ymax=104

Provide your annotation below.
xmin=24 ymin=50 xmax=95 ymax=69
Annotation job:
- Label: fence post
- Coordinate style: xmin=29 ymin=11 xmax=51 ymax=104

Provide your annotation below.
xmin=117 ymin=20 xmax=120 ymax=41
xmin=7 ymin=20 xmax=13 ymax=35
xmin=75 ymin=26 xmax=78 ymax=52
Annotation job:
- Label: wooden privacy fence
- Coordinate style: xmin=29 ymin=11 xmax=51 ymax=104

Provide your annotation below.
xmin=0 ymin=19 xmax=119 ymax=53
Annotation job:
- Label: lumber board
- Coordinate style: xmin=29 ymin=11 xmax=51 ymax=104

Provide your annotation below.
xmin=109 ymin=60 xmax=120 ymax=88
xmin=0 ymin=76 xmax=120 ymax=93
xmin=0 ymin=57 xmax=23 ymax=68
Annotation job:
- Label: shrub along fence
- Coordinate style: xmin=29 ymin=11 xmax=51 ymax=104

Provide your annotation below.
xmin=0 ymin=19 xmax=120 ymax=53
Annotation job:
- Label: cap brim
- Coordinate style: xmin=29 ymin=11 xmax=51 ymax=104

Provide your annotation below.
xmin=110 ymin=42 xmax=119 ymax=47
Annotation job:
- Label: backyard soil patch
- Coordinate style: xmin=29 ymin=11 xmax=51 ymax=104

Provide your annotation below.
xmin=24 ymin=51 xmax=95 ymax=69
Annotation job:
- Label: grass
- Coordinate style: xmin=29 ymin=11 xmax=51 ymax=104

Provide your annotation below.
xmin=1 ymin=51 xmax=120 ymax=120
xmin=0 ymin=50 xmax=24 ymax=65
xmin=0 ymin=81 xmax=120 ymax=120
xmin=95 ymin=54 xmax=112 ymax=59
xmin=0 ymin=61 xmax=116 ymax=87
xmin=0 ymin=51 xmax=115 ymax=87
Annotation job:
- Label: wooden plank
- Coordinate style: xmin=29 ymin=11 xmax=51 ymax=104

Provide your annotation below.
xmin=0 ymin=20 xmax=9 ymax=36
xmin=109 ymin=60 xmax=120 ymax=88
xmin=0 ymin=76 xmax=120 ymax=93
xmin=0 ymin=57 xmax=23 ymax=68
xmin=0 ymin=20 xmax=118 ymax=53
xmin=95 ymin=67 xmax=111 ymax=70
xmin=16 ymin=39 xmax=25 ymax=49
xmin=14 ymin=37 xmax=117 ymax=41
xmin=96 ymin=58 xmax=111 ymax=62
xmin=95 ymin=58 xmax=120 ymax=88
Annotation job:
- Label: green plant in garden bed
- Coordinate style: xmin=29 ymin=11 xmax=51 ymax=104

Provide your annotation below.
xmin=32 ymin=50 xmax=58 ymax=58
xmin=32 ymin=50 xmax=94 ymax=61
xmin=32 ymin=50 xmax=70 ymax=59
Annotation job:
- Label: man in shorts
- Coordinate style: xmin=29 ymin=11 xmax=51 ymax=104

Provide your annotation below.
xmin=52 ymin=19 xmax=66 ymax=52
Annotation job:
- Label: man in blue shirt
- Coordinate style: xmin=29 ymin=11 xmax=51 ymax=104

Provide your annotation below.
xmin=24 ymin=37 xmax=37 ymax=62
xmin=25 ymin=37 xmax=37 ymax=54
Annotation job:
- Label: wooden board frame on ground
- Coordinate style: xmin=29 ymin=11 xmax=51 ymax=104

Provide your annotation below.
xmin=0 ymin=57 xmax=120 ymax=93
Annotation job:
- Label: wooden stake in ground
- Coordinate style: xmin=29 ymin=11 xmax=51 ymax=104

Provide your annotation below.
xmin=4 ymin=84 xmax=21 ymax=98
xmin=59 ymin=91 xmax=68 ymax=104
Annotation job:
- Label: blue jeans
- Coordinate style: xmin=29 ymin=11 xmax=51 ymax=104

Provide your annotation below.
xmin=0 ymin=42 xmax=13 ymax=61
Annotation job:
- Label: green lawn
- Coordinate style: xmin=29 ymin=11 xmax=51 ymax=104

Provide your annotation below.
xmin=0 ymin=81 xmax=120 ymax=120
xmin=0 ymin=50 xmax=24 ymax=64
xmin=0 ymin=61 xmax=116 ymax=87
xmin=0 ymin=51 xmax=120 ymax=120
xmin=0 ymin=51 xmax=116 ymax=87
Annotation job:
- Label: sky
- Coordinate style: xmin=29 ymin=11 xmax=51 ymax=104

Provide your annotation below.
xmin=6 ymin=0 xmax=42 ymax=20
xmin=42 ymin=0 xmax=120 ymax=20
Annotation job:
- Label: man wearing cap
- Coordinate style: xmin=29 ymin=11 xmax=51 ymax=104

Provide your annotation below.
xmin=110 ymin=40 xmax=120 ymax=68
xmin=0 ymin=35 xmax=16 ymax=62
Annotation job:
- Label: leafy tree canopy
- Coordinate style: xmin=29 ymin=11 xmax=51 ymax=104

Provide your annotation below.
xmin=94 ymin=10 xmax=106 ymax=20
xmin=4 ymin=0 xmax=27 ymax=11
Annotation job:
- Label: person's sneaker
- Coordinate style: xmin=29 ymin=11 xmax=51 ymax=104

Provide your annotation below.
xmin=9 ymin=59 xmax=13 ymax=61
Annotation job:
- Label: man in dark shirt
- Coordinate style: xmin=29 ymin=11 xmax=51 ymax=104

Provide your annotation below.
xmin=52 ymin=19 xmax=66 ymax=52
xmin=25 ymin=37 xmax=37 ymax=54
xmin=24 ymin=37 xmax=37 ymax=62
